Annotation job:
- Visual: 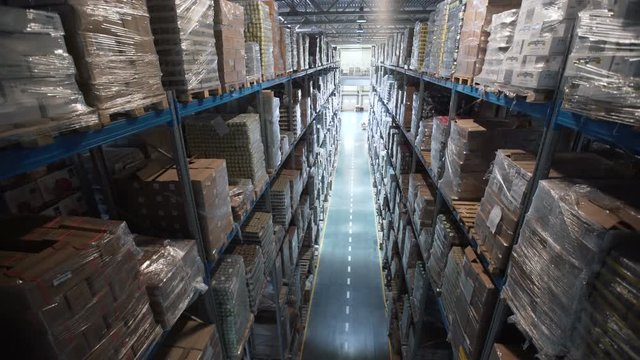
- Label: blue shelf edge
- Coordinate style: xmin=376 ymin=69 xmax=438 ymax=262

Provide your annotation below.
xmin=0 ymin=64 xmax=338 ymax=181
xmin=376 ymin=63 xmax=640 ymax=156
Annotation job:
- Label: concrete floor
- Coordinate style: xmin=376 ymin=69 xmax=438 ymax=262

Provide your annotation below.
xmin=302 ymin=112 xmax=389 ymax=360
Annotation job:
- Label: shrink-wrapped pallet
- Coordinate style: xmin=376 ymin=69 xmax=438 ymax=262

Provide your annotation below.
xmin=504 ymin=179 xmax=640 ymax=357
xmin=0 ymin=217 xmax=161 ymax=359
xmin=215 ymin=0 xmax=247 ymax=89
xmin=212 ymin=255 xmax=253 ymax=359
xmin=136 ymin=236 xmax=207 ymax=330
xmin=563 ymin=5 xmax=640 ymax=126
xmin=245 ymin=42 xmax=262 ymax=82
xmin=147 ymin=0 xmax=220 ymax=100
xmin=0 ymin=6 xmax=98 ymax=142
xmin=10 ymin=0 xmax=166 ymax=119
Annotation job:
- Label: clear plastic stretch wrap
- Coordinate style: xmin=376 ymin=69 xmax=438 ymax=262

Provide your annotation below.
xmin=426 ymin=214 xmax=462 ymax=290
xmin=0 ymin=7 xmax=99 ymax=140
xmin=229 ymin=178 xmax=255 ymax=222
xmin=212 ymin=255 xmax=253 ymax=360
xmin=0 ymin=216 xmax=162 ymax=360
xmin=498 ymin=0 xmax=588 ymax=91
xmin=185 ymin=113 xmax=269 ymax=194
xmin=455 ymin=0 xmax=521 ymax=79
xmin=442 ymin=247 xmax=498 ymax=359
xmin=430 ymin=116 xmax=450 ymax=181
xmin=259 ymin=90 xmax=282 ymax=171
xmin=282 ymin=26 xmax=293 ymax=72
xmin=231 ymin=244 xmax=267 ymax=314
xmin=425 ymin=2 xmax=448 ymax=74
xmin=504 ymin=179 xmax=640 ymax=357
xmin=439 ymin=0 xmax=466 ymax=78
xmin=11 ymin=0 xmax=166 ymax=113
xmin=568 ymin=235 xmax=640 ymax=360
xmin=241 ymin=212 xmax=276 ymax=275
xmin=410 ymin=21 xmax=430 ymax=71
xmin=270 ymin=176 xmax=292 ymax=227
xmin=147 ymin=0 xmax=220 ymax=97
xmin=475 ymin=9 xmax=519 ymax=87
xmin=239 ymin=0 xmax=274 ymax=79
xmin=136 ymin=236 xmax=207 ymax=330
xmin=563 ymin=7 xmax=640 ymax=126
xmin=214 ymin=0 xmax=247 ymax=87
xmin=245 ymin=42 xmax=262 ymax=82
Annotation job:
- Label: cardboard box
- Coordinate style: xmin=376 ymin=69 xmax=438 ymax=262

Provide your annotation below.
xmin=2 ymin=181 xmax=45 ymax=214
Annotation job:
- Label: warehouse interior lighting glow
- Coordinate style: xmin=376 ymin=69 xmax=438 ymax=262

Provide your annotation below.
xmin=356 ymin=24 xmax=364 ymax=33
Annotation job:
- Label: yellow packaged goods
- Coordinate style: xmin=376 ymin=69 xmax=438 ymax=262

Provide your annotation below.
xmin=10 ymin=0 xmax=166 ymax=115
xmin=214 ymin=0 xmax=247 ymax=88
xmin=237 ymin=0 xmax=274 ymax=79
xmin=0 ymin=216 xmax=161 ymax=360
xmin=147 ymin=0 xmax=221 ymax=98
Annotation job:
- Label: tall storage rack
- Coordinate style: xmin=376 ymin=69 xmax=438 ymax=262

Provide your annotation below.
xmin=370 ymin=57 xmax=640 ymax=360
xmin=0 ymin=63 xmax=340 ymax=360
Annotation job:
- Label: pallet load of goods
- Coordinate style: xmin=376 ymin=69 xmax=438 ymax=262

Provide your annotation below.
xmin=215 ymin=0 xmax=247 ymax=93
xmin=147 ymin=0 xmax=221 ymax=103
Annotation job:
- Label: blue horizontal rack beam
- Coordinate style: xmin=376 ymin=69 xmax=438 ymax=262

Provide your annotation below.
xmin=371 ymin=86 xmax=505 ymax=289
xmin=0 ymin=64 xmax=338 ymax=181
xmin=377 ymin=63 xmax=640 ymax=156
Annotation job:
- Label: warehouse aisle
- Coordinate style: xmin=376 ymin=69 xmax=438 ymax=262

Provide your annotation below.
xmin=302 ymin=112 xmax=389 ymax=360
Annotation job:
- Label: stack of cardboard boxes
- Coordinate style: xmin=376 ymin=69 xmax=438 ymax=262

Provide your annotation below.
xmin=0 ymin=6 xmax=98 ymax=142
xmin=424 ymin=2 xmax=448 ymax=74
xmin=455 ymin=0 xmax=521 ymax=80
xmin=504 ymin=179 xmax=640 ymax=357
xmin=438 ymin=118 xmax=541 ymax=201
xmin=147 ymin=0 xmax=220 ymax=100
xmin=501 ymin=0 xmax=586 ymax=90
xmin=441 ymin=247 xmax=498 ymax=359
xmin=114 ymin=159 xmax=234 ymax=261
xmin=214 ymin=0 xmax=247 ymax=90
xmin=474 ymin=9 xmax=519 ymax=87
xmin=231 ymin=244 xmax=267 ymax=314
xmin=259 ymin=90 xmax=282 ymax=171
xmin=0 ymin=217 xmax=161 ymax=359
xmin=157 ymin=318 xmax=225 ymax=360
xmin=10 ymin=0 xmax=166 ymax=119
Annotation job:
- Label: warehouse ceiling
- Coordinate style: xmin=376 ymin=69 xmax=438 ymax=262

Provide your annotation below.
xmin=277 ymin=0 xmax=438 ymax=44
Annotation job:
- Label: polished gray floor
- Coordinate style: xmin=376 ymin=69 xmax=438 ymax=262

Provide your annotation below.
xmin=302 ymin=112 xmax=389 ymax=360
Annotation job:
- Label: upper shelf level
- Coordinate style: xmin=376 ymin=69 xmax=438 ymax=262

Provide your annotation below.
xmin=376 ymin=63 xmax=640 ymax=156
xmin=0 ymin=64 xmax=339 ymax=180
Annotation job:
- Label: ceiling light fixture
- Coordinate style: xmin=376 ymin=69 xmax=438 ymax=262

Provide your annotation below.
xmin=356 ymin=6 xmax=366 ymax=23
xmin=356 ymin=24 xmax=364 ymax=33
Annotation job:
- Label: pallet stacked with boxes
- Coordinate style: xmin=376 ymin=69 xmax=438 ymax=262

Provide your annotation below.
xmin=371 ymin=0 xmax=639 ymax=357
xmin=0 ymin=0 xmax=339 ymax=355
xmin=147 ymin=0 xmax=221 ymax=102
xmin=8 ymin=0 xmax=167 ymax=124
xmin=214 ymin=0 xmax=247 ymax=92
xmin=240 ymin=0 xmax=275 ymax=80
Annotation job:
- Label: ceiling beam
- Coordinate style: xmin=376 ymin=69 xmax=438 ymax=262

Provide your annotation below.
xmin=280 ymin=9 xmax=434 ymax=17
xmin=293 ymin=18 xmax=418 ymax=25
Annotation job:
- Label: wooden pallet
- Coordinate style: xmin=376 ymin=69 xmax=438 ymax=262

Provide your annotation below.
xmin=453 ymin=75 xmax=473 ymax=86
xmin=0 ymin=115 xmax=100 ymax=148
xmin=451 ymin=200 xmax=480 ymax=234
xmin=98 ymin=96 xmax=168 ymax=125
xmin=222 ymin=80 xmax=248 ymax=93
xmin=261 ymin=74 xmax=276 ymax=82
xmin=176 ymin=87 xmax=222 ymax=103
xmin=520 ymin=89 xmax=554 ymax=103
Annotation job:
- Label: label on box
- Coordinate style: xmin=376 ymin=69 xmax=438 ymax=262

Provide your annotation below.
xmin=487 ymin=205 xmax=502 ymax=234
